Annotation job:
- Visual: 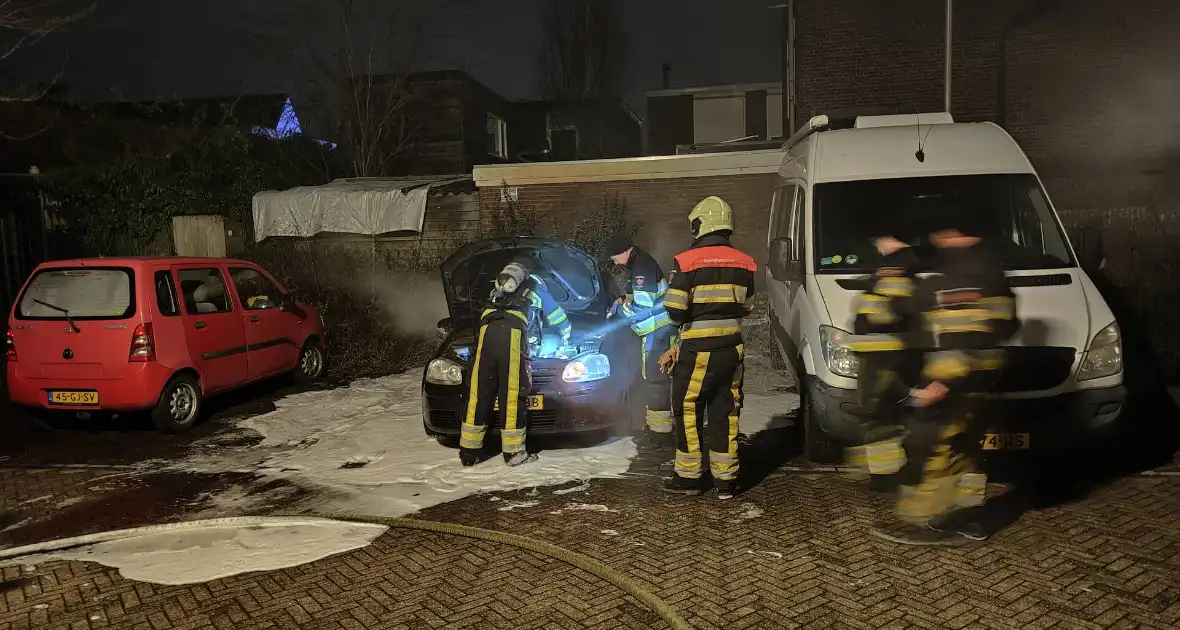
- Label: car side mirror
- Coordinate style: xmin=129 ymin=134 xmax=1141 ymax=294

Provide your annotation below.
xmin=1067 ymin=226 xmax=1104 ymax=273
xmin=276 ymin=294 xmax=291 ymax=311
xmin=437 ymin=317 xmax=453 ymax=332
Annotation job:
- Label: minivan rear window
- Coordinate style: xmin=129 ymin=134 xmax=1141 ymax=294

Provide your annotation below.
xmin=15 ymin=268 xmax=136 ymax=320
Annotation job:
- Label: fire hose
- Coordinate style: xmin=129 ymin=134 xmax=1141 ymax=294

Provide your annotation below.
xmin=0 ymin=515 xmax=695 ymax=630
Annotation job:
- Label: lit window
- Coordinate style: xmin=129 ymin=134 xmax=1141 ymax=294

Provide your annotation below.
xmin=487 ymin=114 xmax=508 ymax=159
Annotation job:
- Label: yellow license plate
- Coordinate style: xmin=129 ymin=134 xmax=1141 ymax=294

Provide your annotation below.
xmin=48 ymin=391 xmax=99 ymax=406
xmin=981 ymin=433 xmax=1030 ymax=451
xmin=494 ymin=395 xmax=544 ymax=411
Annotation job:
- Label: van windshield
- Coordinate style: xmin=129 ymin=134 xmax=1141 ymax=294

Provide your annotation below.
xmin=813 ymin=174 xmax=1074 ymax=273
xmin=15 ymin=268 xmax=136 ymax=320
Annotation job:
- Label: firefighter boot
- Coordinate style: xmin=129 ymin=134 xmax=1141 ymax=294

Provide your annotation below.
xmin=504 ymin=451 xmax=539 ymax=467
xmin=459 ymin=448 xmax=482 ymax=467
xmin=661 ymin=475 xmax=707 ymax=496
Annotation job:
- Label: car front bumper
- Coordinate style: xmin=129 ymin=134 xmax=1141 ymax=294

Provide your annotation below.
xmin=812 ymin=378 xmax=1127 ymax=453
xmin=422 ymin=377 xmax=625 ymax=436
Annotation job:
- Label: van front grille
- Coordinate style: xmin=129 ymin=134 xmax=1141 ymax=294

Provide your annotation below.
xmin=993 ymin=346 xmax=1075 ymax=393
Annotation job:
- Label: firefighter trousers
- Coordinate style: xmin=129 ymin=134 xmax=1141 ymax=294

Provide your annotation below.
xmin=639 ymin=326 xmax=676 ymax=434
xmin=896 ymin=396 xmax=987 ymax=525
xmin=671 ymin=343 xmax=744 ymax=485
xmin=460 ymin=318 xmax=532 ymax=456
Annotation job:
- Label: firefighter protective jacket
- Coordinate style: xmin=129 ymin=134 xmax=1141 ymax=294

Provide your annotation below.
xmin=662 ymin=233 xmax=758 ymax=350
xmin=847 ymin=247 xmax=922 ymax=354
xmin=620 ymin=247 xmax=673 ymax=337
xmin=480 ymin=276 xmax=571 ymax=339
xmin=917 ymin=243 xmax=1019 ymax=395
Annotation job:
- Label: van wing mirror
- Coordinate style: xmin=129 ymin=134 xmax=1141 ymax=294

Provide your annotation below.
xmin=768 ymin=238 xmax=803 ymax=282
xmin=1067 ymin=226 xmax=1104 ymax=272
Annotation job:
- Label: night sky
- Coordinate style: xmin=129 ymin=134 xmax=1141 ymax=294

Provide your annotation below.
xmin=10 ymin=0 xmax=782 ymax=116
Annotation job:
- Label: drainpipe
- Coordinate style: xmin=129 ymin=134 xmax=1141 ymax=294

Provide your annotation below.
xmin=944 ymin=0 xmax=953 ymax=113
xmin=769 ymin=2 xmax=795 ymax=134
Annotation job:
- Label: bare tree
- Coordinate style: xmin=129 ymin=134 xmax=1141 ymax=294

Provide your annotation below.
xmin=0 ymin=0 xmax=95 ymax=102
xmin=243 ymin=0 xmax=474 ymax=178
xmin=535 ymin=0 xmax=627 ymax=101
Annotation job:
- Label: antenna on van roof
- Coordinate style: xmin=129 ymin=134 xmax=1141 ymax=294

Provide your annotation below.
xmin=913 ymin=113 xmax=934 ymax=163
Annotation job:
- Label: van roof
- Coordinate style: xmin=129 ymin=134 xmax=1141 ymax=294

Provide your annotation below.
xmin=794 ymin=120 xmax=1035 ymax=183
xmin=34 ymin=256 xmax=257 ymax=269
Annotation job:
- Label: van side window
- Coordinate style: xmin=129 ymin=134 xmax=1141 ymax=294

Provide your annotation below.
xmin=176 ymin=268 xmax=233 ymax=315
xmin=773 ymin=184 xmax=796 ymax=239
xmin=154 ymin=271 xmax=180 ymax=317
xmin=791 ymin=186 xmax=807 ymax=261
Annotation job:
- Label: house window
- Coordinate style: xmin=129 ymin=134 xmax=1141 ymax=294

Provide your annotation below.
xmin=487 ymin=114 xmax=508 ymax=159
xmin=693 ymin=95 xmax=746 ymax=144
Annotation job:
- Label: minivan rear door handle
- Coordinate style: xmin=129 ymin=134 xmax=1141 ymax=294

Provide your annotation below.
xmin=194 ymin=321 xmax=206 ymax=329
xmin=249 ymin=315 xmax=261 ymax=323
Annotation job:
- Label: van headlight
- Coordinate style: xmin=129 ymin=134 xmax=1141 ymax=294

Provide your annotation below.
xmin=819 ymin=326 xmax=859 ymax=378
xmin=426 ymin=357 xmax=464 ymax=385
xmin=1078 ymin=322 xmax=1122 ymax=381
xmin=563 ymin=353 xmax=610 ymax=383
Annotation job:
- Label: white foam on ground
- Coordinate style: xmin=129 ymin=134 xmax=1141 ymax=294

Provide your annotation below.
xmin=9 ymin=520 xmax=388 ymax=586
xmin=739 ymin=392 xmax=800 ymax=436
xmin=175 ymin=373 xmax=638 ymax=518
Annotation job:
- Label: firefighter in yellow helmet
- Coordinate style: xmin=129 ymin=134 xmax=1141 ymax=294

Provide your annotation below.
xmin=658 ymin=196 xmax=758 ymax=500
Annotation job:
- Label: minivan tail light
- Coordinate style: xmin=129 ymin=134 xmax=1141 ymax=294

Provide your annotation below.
xmin=4 ymin=330 xmax=15 ymax=362
xmin=129 ymin=323 xmax=155 ymax=362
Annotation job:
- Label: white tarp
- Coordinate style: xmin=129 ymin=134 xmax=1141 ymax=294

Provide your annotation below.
xmin=251 ymin=176 xmax=470 ymax=242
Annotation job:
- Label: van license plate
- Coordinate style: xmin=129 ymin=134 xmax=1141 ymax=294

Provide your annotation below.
xmin=494 ymin=395 xmax=544 ymax=411
xmin=981 ymin=433 xmax=1029 ymax=451
xmin=48 ymin=391 xmax=99 ymax=406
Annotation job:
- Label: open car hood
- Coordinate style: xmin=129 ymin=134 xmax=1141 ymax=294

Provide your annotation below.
xmin=440 ymin=237 xmax=610 ymax=324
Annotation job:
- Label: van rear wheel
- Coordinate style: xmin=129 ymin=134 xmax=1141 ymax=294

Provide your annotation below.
xmin=151 ymin=374 xmax=202 ymax=434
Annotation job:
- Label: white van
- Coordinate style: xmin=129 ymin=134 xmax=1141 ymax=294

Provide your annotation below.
xmin=766 ymin=112 xmax=1126 ymax=463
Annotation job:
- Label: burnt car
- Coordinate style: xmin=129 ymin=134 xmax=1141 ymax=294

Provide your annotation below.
xmin=422 ymin=237 xmax=643 ymax=444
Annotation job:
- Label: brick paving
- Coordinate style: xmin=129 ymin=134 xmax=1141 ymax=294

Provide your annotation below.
xmin=0 ymin=466 xmax=1178 ymax=629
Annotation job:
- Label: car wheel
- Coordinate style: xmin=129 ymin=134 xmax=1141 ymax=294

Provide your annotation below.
xmin=802 ymin=378 xmax=844 ymax=464
xmin=293 ymin=339 xmax=327 ymax=384
xmin=150 ymin=374 xmax=203 ymax=434
xmin=435 ymin=435 xmax=460 ymax=448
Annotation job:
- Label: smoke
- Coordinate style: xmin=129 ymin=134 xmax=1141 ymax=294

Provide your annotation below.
xmin=346 ymin=270 xmax=450 ymax=336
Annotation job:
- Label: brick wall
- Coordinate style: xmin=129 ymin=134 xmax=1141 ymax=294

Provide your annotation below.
xmin=479 ymin=173 xmax=777 ymax=274
xmin=794 ymin=0 xmax=1180 ymax=176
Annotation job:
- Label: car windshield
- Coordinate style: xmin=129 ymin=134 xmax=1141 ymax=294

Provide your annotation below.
xmin=813 ymin=174 xmax=1074 ymax=273
xmin=16 ymin=268 xmax=135 ymax=320
xmin=452 ymin=246 xmax=600 ymax=312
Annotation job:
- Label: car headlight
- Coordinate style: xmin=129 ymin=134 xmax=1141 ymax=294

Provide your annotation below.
xmin=1078 ymin=321 xmax=1122 ymax=381
xmin=563 ymin=353 xmax=610 ymax=383
xmin=819 ymin=325 xmax=859 ymax=378
xmin=426 ymin=357 xmax=464 ymax=385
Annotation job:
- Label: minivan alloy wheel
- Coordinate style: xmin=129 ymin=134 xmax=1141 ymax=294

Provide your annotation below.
xmin=301 ymin=346 xmax=324 ymax=378
xmin=169 ymin=382 xmax=199 ymax=425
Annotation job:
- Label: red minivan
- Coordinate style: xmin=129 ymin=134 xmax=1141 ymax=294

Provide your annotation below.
xmin=5 ymin=257 xmax=327 ymax=433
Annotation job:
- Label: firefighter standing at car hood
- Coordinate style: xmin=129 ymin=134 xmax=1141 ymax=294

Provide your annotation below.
xmin=658 ymin=196 xmax=758 ymax=500
xmin=459 ymin=259 xmax=571 ymax=467
xmin=605 ymin=234 xmax=676 ymax=453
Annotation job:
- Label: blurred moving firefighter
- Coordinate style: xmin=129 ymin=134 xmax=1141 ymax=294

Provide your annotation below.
xmin=459 ymin=260 xmax=571 ymax=467
xmin=658 ymin=196 xmax=758 ymax=500
xmin=844 ymin=235 xmax=923 ymax=494
xmin=605 ymin=235 xmax=677 ymax=453
xmin=867 ymin=218 xmax=1019 ymax=545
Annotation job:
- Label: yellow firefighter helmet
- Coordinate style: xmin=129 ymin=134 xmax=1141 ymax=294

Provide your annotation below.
xmin=688 ymin=195 xmax=734 ymax=239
